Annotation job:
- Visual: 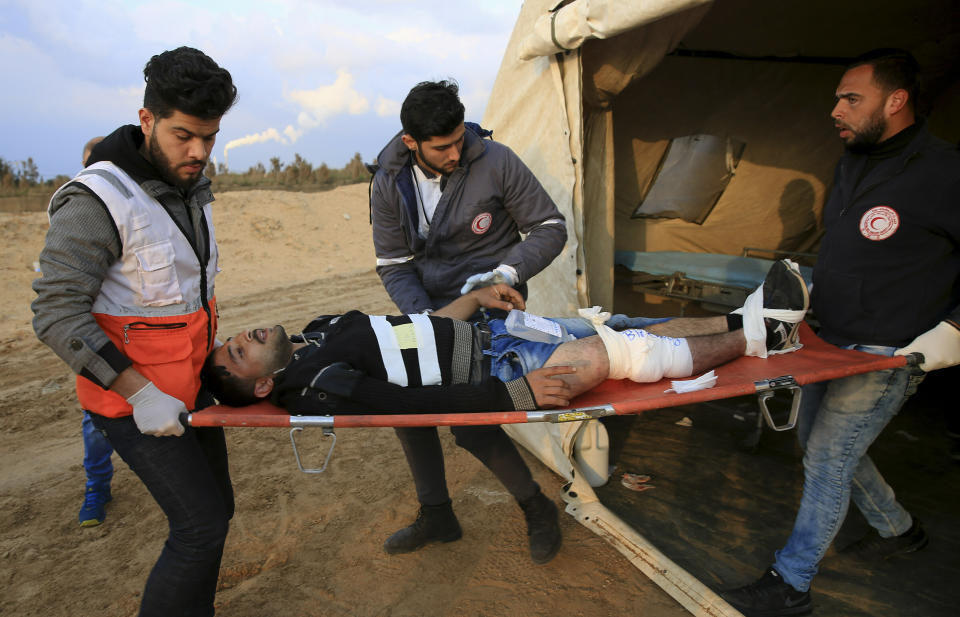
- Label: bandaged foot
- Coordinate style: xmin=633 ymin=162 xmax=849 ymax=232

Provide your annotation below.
xmin=732 ymin=259 xmax=809 ymax=358
xmin=579 ymin=307 xmax=693 ymax=382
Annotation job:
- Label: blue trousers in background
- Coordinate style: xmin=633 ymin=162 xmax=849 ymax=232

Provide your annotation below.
xmin=82 ymin=410 xmax=113 ymax=486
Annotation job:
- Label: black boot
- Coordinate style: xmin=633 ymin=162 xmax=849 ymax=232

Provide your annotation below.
xmin=519 ymin=491 xmax=562 ymax=564
xmin=383 ymin=501 xmax=462 ymax=555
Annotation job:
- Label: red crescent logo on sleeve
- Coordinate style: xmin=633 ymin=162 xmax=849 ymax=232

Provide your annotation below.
xmin=471 ymin=212 xmax=492 ymax=234
xmin=859 ymin=206 xmax=899 ymax=241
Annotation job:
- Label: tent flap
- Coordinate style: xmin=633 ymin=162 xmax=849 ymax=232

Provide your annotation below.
xmin=518 ymin=0 xmax=713 ymax=60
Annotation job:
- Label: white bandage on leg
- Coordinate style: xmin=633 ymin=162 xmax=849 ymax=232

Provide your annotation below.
xmin=732 ymin=284 xmax=767 ymax=358
xmin=578 ymin=307 xmax=693 ymax=382
xmin=606 ymin=329 xmax=693 ymax=382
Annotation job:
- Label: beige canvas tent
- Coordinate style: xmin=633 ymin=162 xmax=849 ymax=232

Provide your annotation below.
xmin=485 ymin=0 xmax=960 ymax=314
xmin=481 ymin=1 xmax=960 ymax=614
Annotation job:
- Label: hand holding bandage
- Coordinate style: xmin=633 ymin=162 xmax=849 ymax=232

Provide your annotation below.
xmin=578 ymin=307 xmax=693 ymax=382
xmin=896 ymin=321 xmax=960 ymax=372
xmin=472 ymin=284 xmax=525 ymax=312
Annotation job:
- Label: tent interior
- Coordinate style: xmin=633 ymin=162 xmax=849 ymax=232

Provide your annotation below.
xmin=586 ymin=0 xmax=960 ymax=314
xmin=483 ymin=1 xmax=960 ymax=614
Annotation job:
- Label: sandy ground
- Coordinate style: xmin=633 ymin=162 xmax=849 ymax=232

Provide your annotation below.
xmin=0 ymin=184 xmax=687 ymax=617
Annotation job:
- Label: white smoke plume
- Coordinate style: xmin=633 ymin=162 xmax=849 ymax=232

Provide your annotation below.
xmin=222 ymin=127 xmax=295 ymax=170
xmin=219 ymin=71 xmax=370 ymax=170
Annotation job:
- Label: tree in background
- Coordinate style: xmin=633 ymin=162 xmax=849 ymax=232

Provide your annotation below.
xmin=0 ymin=158 xmax=13 ymax=189
xmin=344 ymin=153 xmax=366 ymax=182
xmin=315 ymin=163 xmax=331 ymax=184
xmin=18 ymin=158 xmax=39 ymax=185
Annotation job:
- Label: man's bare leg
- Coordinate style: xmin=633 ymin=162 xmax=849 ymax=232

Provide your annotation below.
xmin=687 ymin=330 xmax=746 ymax=373
xmin=645 ymin=315 xmax=729 ymax=337
xmin=540 ymin=337 xmax=610 ymax=397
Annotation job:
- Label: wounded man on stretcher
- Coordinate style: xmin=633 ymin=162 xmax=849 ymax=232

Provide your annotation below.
xmin=202 ymin=260 xmax=809 ymax=414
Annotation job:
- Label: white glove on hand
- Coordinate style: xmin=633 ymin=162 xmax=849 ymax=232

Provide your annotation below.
xmin=895 ymin=321 xmax=960 ymax=372
xmin=127 ymin=382 xmax=186 ymax=436
xmin=460 ymin=265 xmax=518 ymax=295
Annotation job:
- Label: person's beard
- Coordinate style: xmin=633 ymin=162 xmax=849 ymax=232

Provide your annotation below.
xmin=146 ymin=131 xmax=206 ymax=191
xmin=263 ymin=325 xmax=294 ymax=375
xmin=415 ymin=142 xmax=457 ymax=176
xmin=842 ymin=107 xmax=887 ymax=153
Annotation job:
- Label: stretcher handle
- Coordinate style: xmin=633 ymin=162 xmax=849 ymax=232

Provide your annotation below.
xmin=754 ymin=376 xmax=801 ymax=432
xmin=904 ymin=352 xmax=924 ymax=368
xmin=752 ymin=349 xmax=922 ymax=432
xmin=290 ymin=427 xmax=336 ymax=474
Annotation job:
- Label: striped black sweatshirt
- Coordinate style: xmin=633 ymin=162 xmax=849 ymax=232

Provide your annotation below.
xmin=270 ymin=311 xmax=536 ymax=415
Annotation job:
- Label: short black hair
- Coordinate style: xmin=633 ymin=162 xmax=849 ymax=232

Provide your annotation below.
xmin=400 ymin=80 xmax=465 ymax=141
xmin=143 ymin=46 xmax=238 ymax=120
xmin=202 ymin=351 xmax=259 ymax=407
xmin=848 ymin=48 xmax=921 ymax=111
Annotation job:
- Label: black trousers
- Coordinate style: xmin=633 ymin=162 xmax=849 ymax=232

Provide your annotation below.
xmin=394 ymin=425 xmax=539 ymax=506
xmin=91 ymin=413 xmax=233 ymax=617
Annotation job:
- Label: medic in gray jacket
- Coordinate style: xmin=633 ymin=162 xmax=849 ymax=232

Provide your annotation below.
xmin=371 ymin=122 xmax=566 ymax=313
xmin=367 ymin=80 xmax=566 ymax=564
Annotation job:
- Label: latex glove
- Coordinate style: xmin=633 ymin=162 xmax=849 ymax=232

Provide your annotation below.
xmin=127 ymin=382 xmax=186 ymax=436
xmin=460 ymin=264 xmax=517 ymax=295
xmin=895 ymin=321 xmax=960 ymax=372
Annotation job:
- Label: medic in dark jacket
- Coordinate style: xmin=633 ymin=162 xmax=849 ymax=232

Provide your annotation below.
xmin=813 ymin=120 xmax=960 ymax=351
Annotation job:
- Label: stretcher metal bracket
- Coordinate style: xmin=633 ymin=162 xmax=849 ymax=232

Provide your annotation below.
xmin=534 ymin=404 xmax=617 ymax=423
xmin=289 ymin=426 xmax=336 ymax=474
xmin=754 ymin=375 xmax=801 ymax=432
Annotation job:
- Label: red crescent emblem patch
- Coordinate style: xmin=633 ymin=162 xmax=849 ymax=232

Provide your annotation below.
xmin=471 ymin=212 xmax=492 ymax=235
xmin=859 ymin=205 xmax=899 ymax=241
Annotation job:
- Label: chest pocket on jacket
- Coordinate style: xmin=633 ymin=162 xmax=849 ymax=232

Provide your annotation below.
xmin=135 ymin=242 xmax=184 ymax=306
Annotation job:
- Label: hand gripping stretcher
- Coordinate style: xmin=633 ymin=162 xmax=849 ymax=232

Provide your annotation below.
xmin=187 ymin=323 xmax=921 ymax=617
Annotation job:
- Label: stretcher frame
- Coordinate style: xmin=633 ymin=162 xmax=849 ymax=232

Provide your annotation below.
xmin=189 ymin=323 xmax=915 ymax=464
xmin=187 ymin=323 xmax=919 ymax=617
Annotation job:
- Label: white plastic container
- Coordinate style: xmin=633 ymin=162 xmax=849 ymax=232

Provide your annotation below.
xmin=573 ymin=420 xmax=611 ymax=487
xmin=504 ymin=309 xmax=572 ymax=344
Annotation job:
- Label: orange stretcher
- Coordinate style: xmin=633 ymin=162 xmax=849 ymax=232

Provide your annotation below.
xmin=187 ymin=323 xmax=919 ymax=472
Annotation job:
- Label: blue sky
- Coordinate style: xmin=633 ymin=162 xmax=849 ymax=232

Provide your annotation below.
xmin=0 ymin=0 xmax=521 ymax=179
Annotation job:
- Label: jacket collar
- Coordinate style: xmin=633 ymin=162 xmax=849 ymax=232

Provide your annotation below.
xmin=841 ymin=118 xmax=930 ymax=166
xmin=836 ymin=119 xmax=930 ymax=208
xmin=376 ymin=124 xmax=489 ymax=177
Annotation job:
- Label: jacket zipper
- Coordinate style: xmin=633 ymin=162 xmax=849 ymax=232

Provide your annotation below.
xmin=123 ymin=321 xmax=188 ymax=343
xmin=153 ymin=188 xmax=216 ymax=351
